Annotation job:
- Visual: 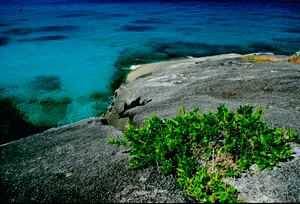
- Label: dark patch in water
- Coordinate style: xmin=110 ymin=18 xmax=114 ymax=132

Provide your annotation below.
xmin=108 ymin=38 xmax=293 ymax=94
xmin=0 ymin=97 xmax=47 ymax=145
xmin=249 ymin=42 xmax=283 ymax=53
xmin=246 ymin=17 xmax=261 ymax=21
xmin=282 ymin=27 xmax=300 ymax=33
xmin=150 ymin=10 xmax=164 ymax=15
xmin=57 ymin=13 xmax=88 ymax=18
xmin=2 ymin=25 xmax=79 ymax=35
xmin=108 ymin=13 xmax=130 ymax=17
xmin=205 ymin=13 xmax=217 ymax=16
xmin=0 ymin=23 xmax=8 ymax=27
xmin=176 ymin=27 xmax=199 ymax=32
xmin=205 ymin=21 xmax=214 ymax=25
xmin=25 ymin=96 xmax=72 ymax=127
xmin=12 ymin=18 xmax=29 ymax=22
xmin=89 ymin=91 xmax=111 ymax=102
xmin=0 ymin=36 xmax=10 ymax=46
xmin=73 ymin=9 xmax=94 ymax=12
xmin=250 ymin=13 xmax=266 ymax=16
xmin=108 ymin=47 xmax=171 ymax=93
xmin=151 ymin=41 xmax=250 ymax=58
xmin=0 ymin=87 xmax=5 ymax=95
xmin=89 ymin=91 xmax=112 ymax=116
xmin=2 ymin=28 xmax=32 ymax=35
xmin=130 ymin=19 xmax=168 ymax=25
xmin=28 ymin=75 xmax=62 ymax=92
xmin=117 ymin=25 xmax=155 ymax=32
xmin=37 ymin=97 xmax=71 ymax=126
xmin=219 ymin=23 xmax=232 ymax=27
xmin=108 ymin=41 xmax=256 ymax=93
xmin=271 ymin=14 xmax=300 ymax=20
xmin=273 ymin=37 xmax=300 ymax=44
xmin=18 ymin=35 xmax=67 ymax=42
xmin=209 ymin=17 xmax=225 ymax=21
xmin=37 ymin=25 xmax=78 ymax=32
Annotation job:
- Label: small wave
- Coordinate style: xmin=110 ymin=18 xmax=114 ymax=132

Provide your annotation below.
xmin=130 ymin=64 xmax=142 ymax=70
xmin=187 ymin=56 xmax=194 ymax=59
xmin=123 ymin=65 xmax=143 ymax=70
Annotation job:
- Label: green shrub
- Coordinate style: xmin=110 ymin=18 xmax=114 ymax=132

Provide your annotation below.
xmin=108 ymin=104 xmax=299 ymax=203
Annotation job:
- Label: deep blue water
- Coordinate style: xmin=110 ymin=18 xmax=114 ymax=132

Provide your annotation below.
xmin=0 ymin=0 xmax=299 ymax=128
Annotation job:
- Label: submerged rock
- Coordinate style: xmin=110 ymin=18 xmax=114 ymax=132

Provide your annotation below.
xmin=89 ymin=91 xmax=112 ymax=117
xmin=28 ymin=75 xmax=62 ymax=92
xmin=28 ymin=96 xmax=72 ymax=127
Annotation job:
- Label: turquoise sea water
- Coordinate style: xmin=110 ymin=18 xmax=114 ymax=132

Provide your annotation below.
xmin=0 ymin=0 xmax=299 ymax=132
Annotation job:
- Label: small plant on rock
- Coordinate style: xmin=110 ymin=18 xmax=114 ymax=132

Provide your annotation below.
xmin=288 ymin=50 xmax=300 ymax=64
xmin=108 ymin=104 xmax=299 ymax=203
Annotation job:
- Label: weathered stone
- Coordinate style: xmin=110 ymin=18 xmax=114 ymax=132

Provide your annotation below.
xmin=1 ymin=53 xmax=299 ymax=203
xmin=105 ymin=53 xmax=300 ymax=202
xmin=0 ymin=118 xmax=186 ymax=203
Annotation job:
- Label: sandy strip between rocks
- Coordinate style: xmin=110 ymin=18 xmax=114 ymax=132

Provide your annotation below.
xmin=126 ymin=53 xmax=246 ymax=83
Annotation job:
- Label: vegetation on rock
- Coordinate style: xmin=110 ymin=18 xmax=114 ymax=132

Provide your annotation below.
xmin=242 ymin=51 xmax=300 ymax=64
xmin=108 ymin=104 xmax=299 ymax=203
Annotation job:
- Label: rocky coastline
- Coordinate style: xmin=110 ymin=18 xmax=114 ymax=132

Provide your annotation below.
xmin=1 ymin=53 xmax=300 ymax=203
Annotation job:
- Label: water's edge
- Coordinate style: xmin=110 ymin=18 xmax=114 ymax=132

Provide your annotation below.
xmin=0 ymin=51 xmax=296 ymax=145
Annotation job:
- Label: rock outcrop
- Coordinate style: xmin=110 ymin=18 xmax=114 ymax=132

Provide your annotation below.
xmin=1 ymin=53 xmax=300 ymax=202
xmin=105 ymin=54 xmax=300 ymax=135
xmin=105 ymin=53 xmax=300 ymax=202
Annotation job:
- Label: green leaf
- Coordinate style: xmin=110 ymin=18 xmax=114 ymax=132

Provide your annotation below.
xmin=220 ymin=192 xmax=229 ymax=202
xmin=260 ymin=151 xmax=267 ymax=157
xmin=257 ymin=164 xmax=266 ymax=171
xmin=177 ymin=167 xmax=185 ymax=173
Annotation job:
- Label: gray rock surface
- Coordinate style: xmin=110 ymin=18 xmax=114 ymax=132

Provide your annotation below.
xmin=105 ymin=53 xmax=300 ymax=202
xmin=227 ymin=155 xmax=300 ymax=202
xmin=105 ymin=54 xmax=300 ymax=135
xmin=0 ymin=118 xmax=186 ymax=203
xmin=1 ymin=53 xmax=299 ymax=203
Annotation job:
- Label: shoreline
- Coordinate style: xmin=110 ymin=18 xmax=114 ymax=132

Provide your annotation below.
xmin=2 ymin=51 xmax=300 ymax=202
xmin=125 ymin=52 xmax=277 ymax=83
xmin=0 ymin=52 xmax=292 ymax=145
xmin=105 ymin=51 xmax=300 ymax=133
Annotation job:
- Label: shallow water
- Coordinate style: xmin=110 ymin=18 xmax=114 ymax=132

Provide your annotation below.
xmin=0 ymin=0 xmax=299 ymax=129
